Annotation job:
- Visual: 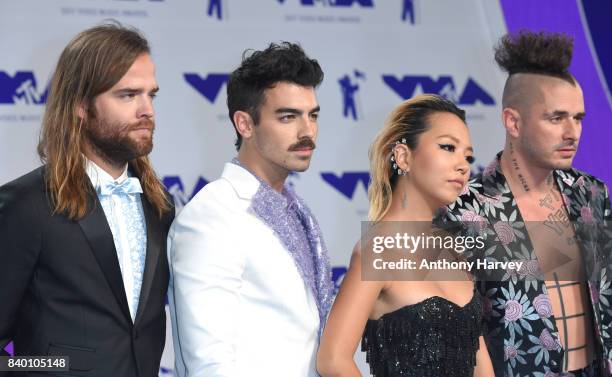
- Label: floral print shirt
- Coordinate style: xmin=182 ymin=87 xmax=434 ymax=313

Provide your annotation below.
xmin=445 ymin=153 xmax=612 ymax=377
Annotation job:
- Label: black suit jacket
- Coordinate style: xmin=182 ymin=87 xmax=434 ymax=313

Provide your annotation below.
xmin=0 ymin=167 xmax=174 ymax=377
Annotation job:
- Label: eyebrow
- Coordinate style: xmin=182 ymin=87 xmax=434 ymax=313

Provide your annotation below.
xmin=437 ymin=134 xmax=474 ymax=152
xmin=114 ymin=86 xmax=160 ymax=94
xmin=275 ymin=105 xmax=320 ymax=115
xmin=544 ymin=110 xmax=586 ymax=119
xmin=544 ymin=110 xmax=569 ymax=118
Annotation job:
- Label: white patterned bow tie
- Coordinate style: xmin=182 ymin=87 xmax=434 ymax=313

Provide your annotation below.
xmin=98 ymin=177 xmax=143 ymax=196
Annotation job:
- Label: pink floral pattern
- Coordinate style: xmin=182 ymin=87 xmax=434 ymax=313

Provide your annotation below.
xmin=446 ymin=153 xmax=612 ymax=376
xmin=539 ymin=329 xmax=560 ymax=351
xmin=504 ymin=300 xmax=523 ymax=321
xmin=517 ymin=260 xmax=540 ymax=279
xmin=580 ymin=206 xmax=594 ymax=224
xmin=494 ymin=221 xmax=516 ymax=245
xmin=505 ymin=345 xmax=517 ymax=360
xmin=533 ymin=294 xmax=552 ymax=318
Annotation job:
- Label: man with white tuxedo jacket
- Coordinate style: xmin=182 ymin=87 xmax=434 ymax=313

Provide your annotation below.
xmin=168 ymin=42 xmax=333 ymax=377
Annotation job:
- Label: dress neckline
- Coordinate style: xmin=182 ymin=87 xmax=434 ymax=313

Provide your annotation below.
xmin=370 ymin=289 xmax=479 ymax=322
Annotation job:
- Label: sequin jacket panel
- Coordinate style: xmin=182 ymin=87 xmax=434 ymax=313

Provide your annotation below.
xmin=361 ymin=290 xmax=483 ymax=377
xmin=445 ymin=153 xmax=612 ymax=377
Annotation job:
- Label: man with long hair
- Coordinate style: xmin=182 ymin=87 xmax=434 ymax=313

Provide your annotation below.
xmin=167 ymin=42 xmax=333 ymax=377
xmin=0 ymin=23 xmax=174 ymax=376
xmin=448 ymin=30 xmax=612 ymax=376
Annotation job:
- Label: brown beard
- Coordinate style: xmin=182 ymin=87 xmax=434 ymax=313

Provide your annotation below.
xmin=84 ymin=117 xmax=155 ymax=167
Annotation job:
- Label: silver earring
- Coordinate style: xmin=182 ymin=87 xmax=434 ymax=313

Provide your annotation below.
xmin=391 ymin=138 xmax=408 ymax=176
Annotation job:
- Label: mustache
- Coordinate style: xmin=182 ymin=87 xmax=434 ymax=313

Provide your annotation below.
xmin=127 ymin=118 xmax=155 ymax=132
xmin=288 ymin=138 xmax=316 ymax=151
xmin=554 ymin=140 xmax=577 ymax=149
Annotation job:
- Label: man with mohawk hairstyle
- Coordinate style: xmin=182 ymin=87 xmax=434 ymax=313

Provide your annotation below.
xmin=447 ymin=30 xmax=612 ymax=376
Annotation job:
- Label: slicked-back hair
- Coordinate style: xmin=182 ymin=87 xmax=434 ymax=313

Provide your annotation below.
xmin=368 ymin=94 xmax=466 ymax=222
xmin=226 ymin=42 xmax=324 ymax=150
xmin=494 ymin=30 xmax=575 ymax=84
xmin=37 ymin=21 xmax=171 ymax=220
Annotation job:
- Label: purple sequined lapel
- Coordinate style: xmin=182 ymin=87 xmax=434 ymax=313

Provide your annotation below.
xmin=232 ymin=160 xmax=333 ymax=334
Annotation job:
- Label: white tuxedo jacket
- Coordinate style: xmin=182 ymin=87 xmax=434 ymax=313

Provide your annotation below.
xmin=168 ymin=162 xmax=320 ymax=377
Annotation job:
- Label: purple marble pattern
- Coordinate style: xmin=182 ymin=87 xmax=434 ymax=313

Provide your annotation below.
xmin=500 ymin=0 xmax=612 ymax=188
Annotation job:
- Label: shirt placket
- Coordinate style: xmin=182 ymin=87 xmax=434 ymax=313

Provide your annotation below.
xmin=113 ymin=193 xmax=136 ymax=321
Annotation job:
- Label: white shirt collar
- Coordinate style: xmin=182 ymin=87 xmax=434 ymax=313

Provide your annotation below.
xmin=84 ymin=157 xmax=129 ymax=190
xmin=221 ymin=162 xmax=261 ymax=201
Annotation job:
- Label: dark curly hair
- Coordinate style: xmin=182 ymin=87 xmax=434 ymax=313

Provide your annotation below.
xmin=494 ymin=30 xmax=575 ymax=84
xmin=227 ymin=42 xmax=324 ymax=150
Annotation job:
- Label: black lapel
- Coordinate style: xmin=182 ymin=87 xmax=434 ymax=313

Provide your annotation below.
xmin=78 ymin=197 xmax=132 ymax=323
xmin=134 ymin=196 xmax=163 ymax=324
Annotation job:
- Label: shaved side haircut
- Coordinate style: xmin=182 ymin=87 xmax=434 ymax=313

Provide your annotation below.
xmin=494 ymin=30 xmax=576 ymax=110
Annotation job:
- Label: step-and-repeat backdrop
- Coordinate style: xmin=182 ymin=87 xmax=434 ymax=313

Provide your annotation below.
xmin=1 ymin=0 xmax=610 ymax=375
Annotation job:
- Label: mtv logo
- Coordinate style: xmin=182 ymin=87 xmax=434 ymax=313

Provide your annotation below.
xmin=401 ymin=0 xmax=415 ymax=24
xmin=286 ymin=0 xmax=374 ymax=7
xmin=382 ymin=75 xmax=495 ymax=105
xmin=163 ymin=176 xmax=209 ymax=211
xmin=206 ymin=0 xmax=223 ymax=19
xmin=338 ymin=70 xmax=365 ymax=121
xmin=0 ymin=71 xmax=48 ymax=105
xmin=184 ymin=73 xmax=229 ymax=103
xmin=321 ymin=171 xmax=370 ymax=199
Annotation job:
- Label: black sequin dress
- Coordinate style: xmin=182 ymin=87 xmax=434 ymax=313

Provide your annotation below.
xmin=361 ymin=290 xmax=483 ymax=377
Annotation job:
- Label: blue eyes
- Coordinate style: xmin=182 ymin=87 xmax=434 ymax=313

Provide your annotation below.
xmin=439 ymin=144 xmax=474 ymax=164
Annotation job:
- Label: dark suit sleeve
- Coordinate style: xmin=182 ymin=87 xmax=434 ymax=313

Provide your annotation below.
xmin=0 ymin=178 xmax=43 ymax=355
xmin=167 ymin=191 xmax=176 ymax=218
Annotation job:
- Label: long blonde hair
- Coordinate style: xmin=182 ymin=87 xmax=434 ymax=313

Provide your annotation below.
xmin=367 ymin=94 xmax=466 ymax=222
xmin=37 ymin=22 xmax=171 ymax=220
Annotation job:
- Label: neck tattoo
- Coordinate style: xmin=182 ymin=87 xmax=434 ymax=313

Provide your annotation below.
xmin=509 ymin=141 xmax=530 ymax=192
